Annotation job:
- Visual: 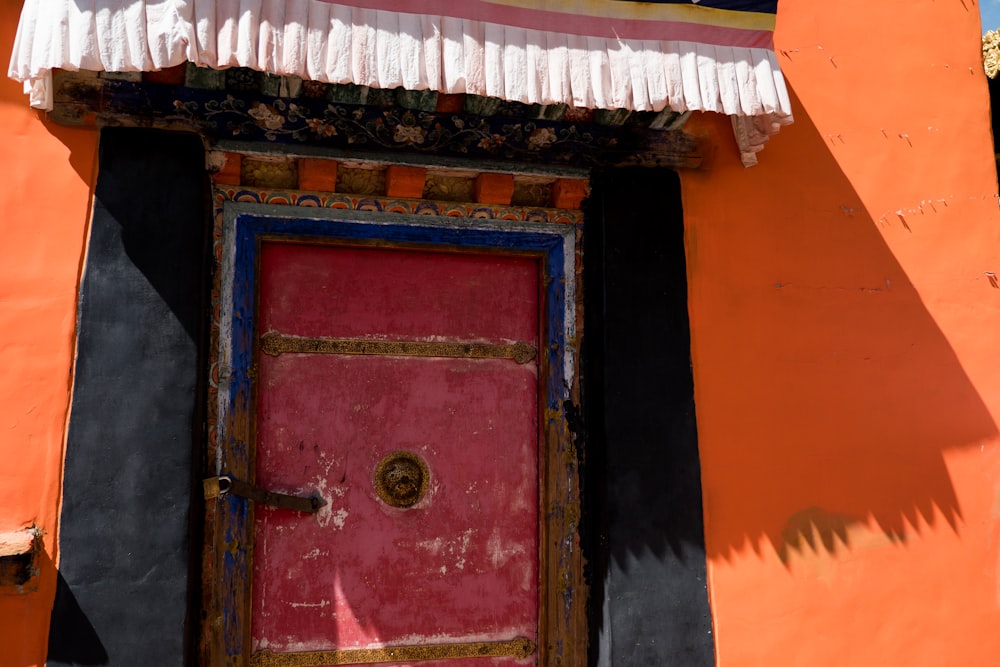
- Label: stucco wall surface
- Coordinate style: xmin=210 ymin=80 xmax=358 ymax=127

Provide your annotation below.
xmin=682 ymin=1 xmax=1000 ymax=665
xmin=4 ymin=0 xmax=1000 ymax=664
xmin=0 ymin=0 xmax=98 ymax=663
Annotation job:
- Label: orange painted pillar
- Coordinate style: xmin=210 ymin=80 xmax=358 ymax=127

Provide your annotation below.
xmin=0 ymin=45 xmax=98 ymax=667
xmin=680 ymin=1 xmax=1000 ymax=664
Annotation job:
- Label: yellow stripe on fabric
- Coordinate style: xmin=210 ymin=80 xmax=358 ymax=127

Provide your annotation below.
xmin=480 ymin=0 xmax=776 ymax=30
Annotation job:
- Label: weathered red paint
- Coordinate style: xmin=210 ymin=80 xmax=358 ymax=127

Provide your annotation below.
xmin=257 ymin=244 xmax=538 ymax=343
xmin=251 ymin=242 xmax=541 ymax=661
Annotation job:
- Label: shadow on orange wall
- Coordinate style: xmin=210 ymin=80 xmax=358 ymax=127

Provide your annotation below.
xmin=682 ymin=82 xmax=999 ymax=567
xmin=35 ymin=551 xmax=108 ymax=665
xmin=0 ymin=12 xmax=96 ymax=185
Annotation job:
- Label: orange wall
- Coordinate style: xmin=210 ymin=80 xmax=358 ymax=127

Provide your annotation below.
xmin=0 ymin=0 xmax=98 ymax=663
xmin=3 ymin=0 xmax=1000 ymax=664
xmin=682 ymin=0 xmax=1000 ymax=664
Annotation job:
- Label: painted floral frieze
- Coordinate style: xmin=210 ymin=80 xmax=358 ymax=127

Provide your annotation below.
xmin=147 ymin=87 xmax=629 ymax=165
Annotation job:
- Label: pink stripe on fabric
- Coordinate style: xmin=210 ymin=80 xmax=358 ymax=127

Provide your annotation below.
xmin=313 ymin=0 xmax=773 ymax=47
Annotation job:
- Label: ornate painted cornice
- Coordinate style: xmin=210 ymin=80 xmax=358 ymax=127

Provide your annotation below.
xmin=50 ymin=68 xmax=702 ymax=169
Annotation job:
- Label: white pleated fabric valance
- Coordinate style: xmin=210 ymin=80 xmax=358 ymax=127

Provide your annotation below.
xmin=8 ymin=0 xmax=792 ymax=142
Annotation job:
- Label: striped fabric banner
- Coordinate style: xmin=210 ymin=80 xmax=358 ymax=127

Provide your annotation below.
xmin=313 ymin=0 xmax=778 ymax=47
xmin=8 ymin=0 xmax=791 ymax=163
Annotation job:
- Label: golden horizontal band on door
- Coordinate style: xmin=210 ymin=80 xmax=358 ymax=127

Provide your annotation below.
xmin=260 ymin=332 xmax=536 ymax=364
xmin=250 ymin=637 xmax=537 ymax=666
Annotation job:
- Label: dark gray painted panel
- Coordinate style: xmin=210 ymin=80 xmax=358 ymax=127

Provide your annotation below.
xmin=584 ymin=168 xmax=714 ymax=666
xmin=48 ymin=129 xmax=207 ymax=666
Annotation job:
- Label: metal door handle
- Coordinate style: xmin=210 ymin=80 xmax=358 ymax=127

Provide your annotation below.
xmin=203 ymin=476 xmax=325 ymax=513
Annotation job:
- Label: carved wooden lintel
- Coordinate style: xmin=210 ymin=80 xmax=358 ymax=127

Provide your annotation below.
xmin=49 ymin=69 xmax=702 ymax=169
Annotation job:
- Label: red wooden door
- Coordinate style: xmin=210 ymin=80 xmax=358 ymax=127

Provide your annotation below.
xmin=249 ymin=241 xmax=541 ymax=666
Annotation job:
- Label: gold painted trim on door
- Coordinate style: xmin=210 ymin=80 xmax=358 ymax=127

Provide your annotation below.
xmin=250 ymin=637 xmax=536 ymax=666
xmin=260 ymin=332 xmax=537 ymax=364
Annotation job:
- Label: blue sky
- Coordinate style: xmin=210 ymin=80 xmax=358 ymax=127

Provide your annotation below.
xmin=982 ymin=0 xmax=1000 ymax=32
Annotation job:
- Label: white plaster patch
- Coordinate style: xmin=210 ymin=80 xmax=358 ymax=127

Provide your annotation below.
xmin=486 ymin=528 xmax=526 ymax=569
xmin=415 ymin=537 xmax=444 ymax=556
xmin=417 ymin=530 xmax=474 ymax=570
xmin=312 ymin=488 xmax=349 ymax=530
xmin=506 ymin=465 xmax=535 ymax=514
xmin=302 ymin=547 xmax=328 ymax=561
xmin=313 ymin=477 xmax=333 ymax=527
xmin=316 ymin=450 xmax=337 ymax=476
xmin=206 ymin=150 xmax=228 ymax=172
xmin=288 ymin=599 xmax=331 ymax=609
xmin=519 ymin=561 xmax=533 ymax=592
xmin=453 ymin=528 xmax=473 ymax=571
xmin=0 ymin=529 xmax=36 ymax=557
xmin=311 ymin=476 xmax=347 ymax=529
xmin=329 ymin=508 xmax=349 ymax=530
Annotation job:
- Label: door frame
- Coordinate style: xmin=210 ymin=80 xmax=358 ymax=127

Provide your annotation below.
xmin=201 ymin=202 xmax=586 ymax=667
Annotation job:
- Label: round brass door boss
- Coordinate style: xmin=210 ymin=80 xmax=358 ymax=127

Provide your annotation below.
xmin=374 ymin=451 xmax=429 ymax=508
